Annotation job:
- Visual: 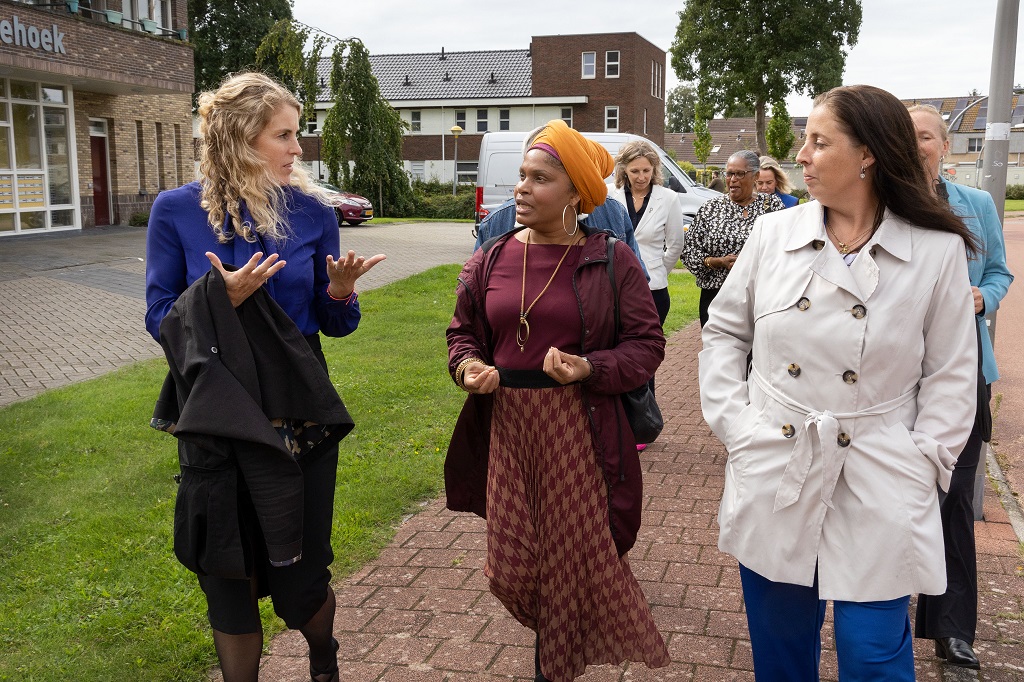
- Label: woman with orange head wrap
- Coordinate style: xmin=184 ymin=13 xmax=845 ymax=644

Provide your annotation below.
xmin=446 ymin=120 xmax=669 ymax=681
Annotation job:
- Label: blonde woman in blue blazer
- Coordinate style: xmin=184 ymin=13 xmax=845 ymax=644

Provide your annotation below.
xmin=909 ymin=104 xmax=1014 ymax=671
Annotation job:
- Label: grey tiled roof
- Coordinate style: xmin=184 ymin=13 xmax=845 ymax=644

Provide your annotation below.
xmin=317 ymin=49 xmax=532 ymax=102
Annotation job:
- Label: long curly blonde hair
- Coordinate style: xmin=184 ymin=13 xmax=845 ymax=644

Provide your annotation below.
xmin=197 ymin=72 xmax=331 ymax=243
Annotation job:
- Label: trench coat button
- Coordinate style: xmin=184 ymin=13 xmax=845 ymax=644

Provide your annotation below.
xmin=211 ymin=346 xmax=218 ymax=354
xmin=870 ymin=248 xmax=877 ymax=257
xmin=837 ymin=432 xmax=851 ymax=447
xmin=843 ymin=370 xmax=858 ymax=384
xmin=788 ymin=363 xmax=801 ymax=377
xmin=797 ymin=297 xmax=811 ymax=311
xmin=812 ymin=239 xmax=825 ymax=251
xmin=782 ymin=424 xmax=795 ymax=438
xmin=851 ymin=304 xmax=866 ymax=319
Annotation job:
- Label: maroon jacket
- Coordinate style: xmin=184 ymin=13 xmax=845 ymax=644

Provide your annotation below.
xmin=445 ymin=227 xmax=665 ymax=555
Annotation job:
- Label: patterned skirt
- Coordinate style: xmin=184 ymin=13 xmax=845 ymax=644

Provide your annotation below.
xmin=486 ymin=384 xmax=669 ymax=681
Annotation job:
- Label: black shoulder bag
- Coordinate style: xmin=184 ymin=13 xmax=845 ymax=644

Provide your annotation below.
xmin=606 ymin=237 xmax=664 ymax=444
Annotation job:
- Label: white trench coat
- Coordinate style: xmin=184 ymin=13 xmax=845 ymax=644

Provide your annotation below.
xmin=699 ymin=201 xmax=977 ymax=602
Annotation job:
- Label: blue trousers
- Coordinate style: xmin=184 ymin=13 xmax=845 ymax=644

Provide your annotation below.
xmin=739 ymin=564 xmax=915 ymax=681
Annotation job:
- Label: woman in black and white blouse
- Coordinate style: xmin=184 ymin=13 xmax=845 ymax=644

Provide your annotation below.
xmin=681 ymin=150 xmax=785 ymax=326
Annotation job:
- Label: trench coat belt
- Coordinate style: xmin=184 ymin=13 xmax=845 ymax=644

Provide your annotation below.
xmin=750 ymin=369 xmax=919 ymax=513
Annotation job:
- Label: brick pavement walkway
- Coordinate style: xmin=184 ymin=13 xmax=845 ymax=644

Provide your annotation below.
xmin=257 ymin=323 xmax=1024 ymax=682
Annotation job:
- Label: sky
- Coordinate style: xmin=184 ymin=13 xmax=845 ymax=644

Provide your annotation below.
xmin=292 ymin=0 xmax=1024 ymax=117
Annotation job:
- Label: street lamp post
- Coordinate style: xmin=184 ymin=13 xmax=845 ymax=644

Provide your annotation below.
xmin=450 ymin=124 xmax=462 ymax=196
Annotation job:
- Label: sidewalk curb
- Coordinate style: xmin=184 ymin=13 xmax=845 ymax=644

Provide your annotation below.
xmin=987 ymin=446 xmax=1024 ymax=543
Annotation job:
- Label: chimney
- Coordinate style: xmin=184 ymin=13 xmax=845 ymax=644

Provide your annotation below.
xmin=403 ymin=75 xmax=410 ymax=86
xmin=440 ymin=47 xmax=446 ymax=60
xmin=488 ymin=71 xmax=496 ymax=84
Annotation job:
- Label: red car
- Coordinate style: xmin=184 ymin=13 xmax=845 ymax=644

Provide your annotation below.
xmin=319 ymin=182 xmax=374 ymax=226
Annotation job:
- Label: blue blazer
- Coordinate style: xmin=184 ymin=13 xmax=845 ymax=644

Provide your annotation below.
xmin=944 ymin=179 xmax=1014 ymax=384
xmin=775 ymin=191 xmax=799 ymax=208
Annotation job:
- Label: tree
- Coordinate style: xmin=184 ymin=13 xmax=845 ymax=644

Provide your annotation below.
xmin=666 ymin=84 xmax=696 ymax=133
xmin=765 ymin=100 xmax=796 ymax=161
xmin=188 ymin=0 xmax=293 ymax=107
xmin=323 ymin=39 xmax=413 ymax=217
xmin=693 ymin=100 xmax=713 ymax=174
xmin=256 ymin=19 xmax=325 ymax=126
xmin=671 ymin=0 xmax=861 ymax=155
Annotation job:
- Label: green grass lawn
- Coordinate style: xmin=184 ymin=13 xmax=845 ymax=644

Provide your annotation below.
xmin=1005 ymin=199 xmax=1024 ymax=212
xmin=0 ymin=264 xmax=698 ymax=681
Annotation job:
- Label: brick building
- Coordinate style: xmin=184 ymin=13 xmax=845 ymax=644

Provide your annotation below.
xmin=309 ymin=32 xmax=666 ymax=186
xmin=0 ymin=0 xmax=192 ymax=236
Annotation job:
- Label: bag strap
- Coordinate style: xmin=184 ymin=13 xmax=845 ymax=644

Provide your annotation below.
xmin=607 ymin=236 xmax=620 ymax=345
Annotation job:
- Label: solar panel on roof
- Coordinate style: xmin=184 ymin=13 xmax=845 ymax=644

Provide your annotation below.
xmin=1012 ymin=103 xmax=1024 ymax=126
xmin=974 ymin=116 xmax=987 ymax=130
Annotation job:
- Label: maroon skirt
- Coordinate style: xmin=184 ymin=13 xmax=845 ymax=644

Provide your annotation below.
xmin=485 ymin=384 xmax=669 ymax=681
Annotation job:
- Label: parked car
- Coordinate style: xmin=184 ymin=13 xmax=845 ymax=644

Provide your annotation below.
xmin=474 ymin=131 xmax=721 ymax=228
xmin=318 ymin=182 xmax=373 ymax=226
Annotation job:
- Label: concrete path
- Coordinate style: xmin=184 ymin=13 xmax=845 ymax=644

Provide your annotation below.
xmin=0 ymin=219 xmax=1020 ymax=681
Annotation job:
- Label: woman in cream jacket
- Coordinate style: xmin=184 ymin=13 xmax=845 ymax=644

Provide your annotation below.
xmin=700 ymin=85 xmax=978 ymax=681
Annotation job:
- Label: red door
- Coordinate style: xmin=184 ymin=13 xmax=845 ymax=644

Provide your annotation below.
xmin=90 ymin=136 xmax=110 ymax=226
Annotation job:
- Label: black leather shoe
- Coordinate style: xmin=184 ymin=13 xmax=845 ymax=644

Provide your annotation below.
xmin=935 ymin=637 xmax=981 ymax=669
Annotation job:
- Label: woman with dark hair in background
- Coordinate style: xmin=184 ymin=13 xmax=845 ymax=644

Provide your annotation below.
xmin=446 ymin=120 xmax=669 ymax=681
xmin=909 ymin=103 xmax=1013 ymax=670
xmin=681 ymin=149 xmax=784 ymax=327
xmin=700 ymin=85 xmax=979 ymax=680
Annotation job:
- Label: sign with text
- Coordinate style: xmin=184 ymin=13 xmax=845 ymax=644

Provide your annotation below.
xmin=0 ymin=16 xmax=67 ymax=55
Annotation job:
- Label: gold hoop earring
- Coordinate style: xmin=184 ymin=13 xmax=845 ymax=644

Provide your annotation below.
xmin=562 ymin=204 xmax=579 ymax=236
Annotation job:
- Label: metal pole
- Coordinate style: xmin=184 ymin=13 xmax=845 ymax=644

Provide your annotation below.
xmin=975 ymin=0 xmax=1019 ymax=521
xmin=453 ymin=136 xmax=458 ymax=196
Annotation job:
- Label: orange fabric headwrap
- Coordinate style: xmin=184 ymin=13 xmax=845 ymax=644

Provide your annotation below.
xmin=529 ymin=120 xmax=613 ymax=214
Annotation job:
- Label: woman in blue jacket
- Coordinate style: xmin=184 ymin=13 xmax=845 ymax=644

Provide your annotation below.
xmin=146 ymin=72 xmax=384 ymax=682
xmin=909 ymin=104 xmax=1014 ymax=670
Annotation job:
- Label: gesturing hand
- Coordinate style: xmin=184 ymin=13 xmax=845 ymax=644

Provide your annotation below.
xmin=326 ymin=250 xmax=387 ymax=299
xmin=206 ymin=251 xmax=286 ymax=308
xmin=463 ymin=362 xmax=499 ymax=394
xmin=543 ymin=346 xmax=593 ymax=385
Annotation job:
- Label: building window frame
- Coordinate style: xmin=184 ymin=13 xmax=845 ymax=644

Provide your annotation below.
xmin=561 ymin=107 xmax=573 ymax=128
xmin=605 ymin=106 xmax=619 ymax=133
xmin=476 ymin=108 xmax=488 ymax=133
xmin=455 ymin=110 xmax=466 ymax=130
xmin=605 ymin=51 xmax=620 ymax=78
xmin=581 ymin=51 xmax=596 ymax=79
xmin=410 ymin=110 xmax=421 ymax=133
xmin=968 ymin=137 xmax=983 ymax=152
xmin=499 ymin=109 xmax=510 ymax=131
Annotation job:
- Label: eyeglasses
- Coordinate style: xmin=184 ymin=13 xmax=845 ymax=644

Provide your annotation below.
xmin=724 ymin=170 xmax=751 ymax=179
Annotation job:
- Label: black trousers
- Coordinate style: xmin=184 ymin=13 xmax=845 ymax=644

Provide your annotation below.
xmin=698 ymin=287 xmax=720 ymax=328
xmin=914 ymin=402 xmax=986 ymax=644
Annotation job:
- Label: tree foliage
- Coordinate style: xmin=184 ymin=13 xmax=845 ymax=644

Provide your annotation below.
xmin=692 ymin=99 xmax=713 ymax=166
xmin=765 ymin=100 xmax=796 ymax=161
xmin=255 ymin=19 xmax=325 ymax=126
xmin=666 ymin=85 xmax=696 ymax=133
xmin=255 ymin=23 xmax=412 ymax=217
xmin=188 ymin=0 xmax=293 ymax=107
xmin=323 ymin=39 xmax=413 ymax=216
xmin=671 ymin=0 xmax=861 ymax=155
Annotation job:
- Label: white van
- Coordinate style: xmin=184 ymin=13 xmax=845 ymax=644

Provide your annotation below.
xmin=474 ymin=131 xmax=720 ymax=226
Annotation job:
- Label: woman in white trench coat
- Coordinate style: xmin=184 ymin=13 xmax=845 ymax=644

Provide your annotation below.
xmin=699 ymin=84 xmax=980 ymax=681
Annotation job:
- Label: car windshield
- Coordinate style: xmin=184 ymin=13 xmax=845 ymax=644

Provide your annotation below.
xmin=317 ymin=182 xmax=342 ymax=193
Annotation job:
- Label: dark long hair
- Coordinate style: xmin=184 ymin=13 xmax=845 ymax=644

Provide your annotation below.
xmin=814 ymin=85 xmax=979 ymax=255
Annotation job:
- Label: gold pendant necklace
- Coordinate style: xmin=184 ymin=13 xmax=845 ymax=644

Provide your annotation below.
xmin=826 ymin=221 xmax=873 ymax=256
xmin=517 ymin=231 xmax=580 ymax=352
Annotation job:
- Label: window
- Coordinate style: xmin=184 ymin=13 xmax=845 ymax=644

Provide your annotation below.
xmin=477 ymin=109 xmax=488 ymax=133
xmin=125 ymin=0 xmax=172 ymax=28
xmin=651 ymin=61 xmax=664 ymax=99
xmin=456 ymin=161 xmax=478 ymax=185
xmin=455 ymin=110 xmax=466 ymax=130
xmin=581 ymin=52 xmax=596 ymax=79
xmin=136 ymin=120 xmax=147 ymax=192
xmin=499 ymin=109 xmax=510 ymax=131
xmin=410 ymin=161 xmax=425 ymax=181
xmin=172 ymin=123 xmax=182 ymax=187
xmin=561 ymin=108 xmax=573 ymax=127
xmin=605 ymin=51 xmax=620 ymax=78
xmin=605 ymin=106 xmax=619 ymax=133
xmin=968 ymin=137 xmax=983 ymax=152
xmin=155 ymin=122 xmax=166 ymax=190
xmin=643 ymin=108 xmax=647 ymax=135
xmin=410 ymin=110 xmax=421 ymax=132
